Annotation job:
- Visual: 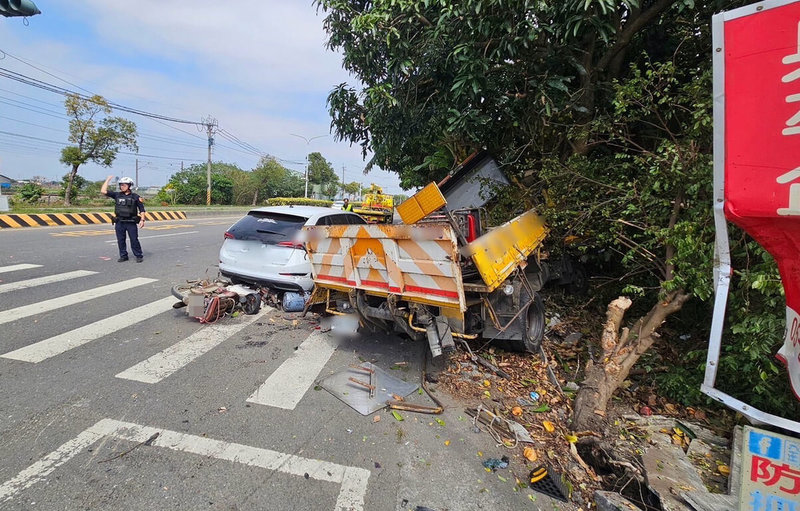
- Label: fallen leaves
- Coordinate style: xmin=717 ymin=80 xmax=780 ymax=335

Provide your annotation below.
xmin=523 ymin=446 xmax=538 ymax=462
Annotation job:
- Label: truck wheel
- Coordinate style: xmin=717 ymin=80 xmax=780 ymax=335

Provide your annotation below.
xmin=503 ymin=292 xmax=545 ymax=353
xmin=523 ymin=292 xmax=545 ymax=352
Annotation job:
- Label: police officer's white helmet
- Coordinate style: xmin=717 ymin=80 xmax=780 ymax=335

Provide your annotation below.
xmin=118 ymin=177 xmax=134 ymax=185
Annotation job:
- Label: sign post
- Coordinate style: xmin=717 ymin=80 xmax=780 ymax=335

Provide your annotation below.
xmin=705 ymin=0 xmax=800 ymax=433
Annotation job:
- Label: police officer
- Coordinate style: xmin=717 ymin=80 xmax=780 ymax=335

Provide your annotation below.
xmin=101 ymin=175 xmax=146 ymax=262
xmin=342 ymin=198 xmax=354 ymax=211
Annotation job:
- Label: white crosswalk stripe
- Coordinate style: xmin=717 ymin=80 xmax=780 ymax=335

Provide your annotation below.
xmin=0 ymin=263 xmax=42 ymax=273
xmin=1 ymin=297 xmax=177 ymax=363
xmin=0 ymin=277 xmax=157 ymax=326
xmin=2 ymin=264 xmax=338 ymax=412
xmin=0 ymin=270 xmax=97 ymax=294
xmin=0 ymin=418 xmax=370 ymax=510
xmin=115 ymin=306 xmax=273 ymax=383
xmin=247 ymin=329 xmax=338 ymax=410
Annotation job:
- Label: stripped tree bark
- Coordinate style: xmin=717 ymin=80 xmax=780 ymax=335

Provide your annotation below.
xmin=571 ymin=291 xmax=690 ymax=431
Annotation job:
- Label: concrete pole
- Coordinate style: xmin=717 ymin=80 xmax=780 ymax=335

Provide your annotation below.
xmin=206 ymin=130 xmax=213 ymax=206
xmin=304 ymin=153 xmax=309 ymax=198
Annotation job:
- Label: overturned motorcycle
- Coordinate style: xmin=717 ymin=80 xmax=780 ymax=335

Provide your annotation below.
xmin=171 ymin=280 xmax=310 ymax=323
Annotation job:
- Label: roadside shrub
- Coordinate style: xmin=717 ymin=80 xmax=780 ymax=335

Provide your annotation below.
xmin=266 ymin=197 xmax=332 ymax=207
xmin=16 ymin=183 xmax=44 ymax=203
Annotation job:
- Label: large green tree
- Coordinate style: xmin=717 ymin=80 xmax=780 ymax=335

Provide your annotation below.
xmin=166 ymin=163 xmax=235 ymax=205
xmin=60 ymin=94 xmax=137 ymax=206
xmin=315 ymin=0 xmax=799 ymax=428
xmin=253 ymin=156 xmax=305 ymax=200
xmin=307 ymin=152 xmax=339 ymax=190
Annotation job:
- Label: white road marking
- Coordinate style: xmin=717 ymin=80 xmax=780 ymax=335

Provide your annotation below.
xmin=1 ymin=297 xmax=176 ymax=363
xmin=247 ymin=329 xmax=337 ymax=410
xmin=104 ymin=230 xmax=199 ymax=242
xmin=0 ymin=270 xmax=97 ymax=295
xmin=0 ymin=278 xmax=157 ymax=326
xmin=0 ymin=263 xmax=42 ymax=274
xmin=115 ymin=307 xmax=272 ymax=383
xmin=0 ymin=418 xmax=371 ymax=510
xmin=0 ymin=420 xmax=108 ymax=503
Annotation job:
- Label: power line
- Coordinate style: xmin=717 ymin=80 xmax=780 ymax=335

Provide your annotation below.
xmin=0 ymin=95 xmax=66 ymax=118
xmin=0 ymin=66 xmax=200 ymax=125
xmin=0 ymin=49 xmax=95 ymax=96
xmin=0 ymin=57 xmax=334 ymax=177
xmin=0 ymin=130 xmax=205 ymax=162
xmin=0 ymin=114 xmax=64 ymax=131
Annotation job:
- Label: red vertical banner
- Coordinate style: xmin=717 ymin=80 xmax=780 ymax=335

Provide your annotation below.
xmin=724 ymin=2 xmax=800 ymax=399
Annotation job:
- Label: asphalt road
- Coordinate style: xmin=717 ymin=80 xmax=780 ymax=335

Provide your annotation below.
xmin=0 ymin=216 xmax=569 ymax=511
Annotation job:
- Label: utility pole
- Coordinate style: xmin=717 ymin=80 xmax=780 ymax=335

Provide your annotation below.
xmin=135 ymin=158 xmax=139 ymax=190
xmin=202 ymin=116 xmax=218 ymax=205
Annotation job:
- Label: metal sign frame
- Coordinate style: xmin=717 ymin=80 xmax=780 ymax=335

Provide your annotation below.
xmin=704 ymin=0 xmax=800 ymax=434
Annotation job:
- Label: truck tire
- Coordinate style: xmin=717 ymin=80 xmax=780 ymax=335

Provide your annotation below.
xmin=504 ymin=292 xmax=545 ymax=353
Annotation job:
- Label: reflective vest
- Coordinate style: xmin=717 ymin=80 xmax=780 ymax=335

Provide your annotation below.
xmin=342 ymin=203 xmax=353 ymax=211
xmin=115 ymin=194 xmax=139 ymax=219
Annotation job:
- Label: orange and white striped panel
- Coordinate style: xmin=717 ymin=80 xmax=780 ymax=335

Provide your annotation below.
xmin=304 ymin=223 xmax=465 ymax=311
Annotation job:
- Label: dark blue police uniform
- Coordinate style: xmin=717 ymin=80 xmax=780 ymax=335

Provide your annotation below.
xmin=105 ymin=190 xmax=145 ymax=261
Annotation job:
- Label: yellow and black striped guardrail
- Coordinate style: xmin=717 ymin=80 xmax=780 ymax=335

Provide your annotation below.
xmin=0 ymin=211 xmax=187 ymax=229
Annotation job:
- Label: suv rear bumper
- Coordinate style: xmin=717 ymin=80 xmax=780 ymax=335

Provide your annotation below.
xmin=219 ymin=270 xmax=309 ymax=293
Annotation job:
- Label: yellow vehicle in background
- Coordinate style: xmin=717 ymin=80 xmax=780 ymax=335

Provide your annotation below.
xmin=352 ymin=184 xmax=394 ymax=224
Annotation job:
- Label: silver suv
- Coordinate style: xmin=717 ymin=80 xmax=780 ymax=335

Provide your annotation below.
xmin=219 ymin=205 xmax=365 ymax=292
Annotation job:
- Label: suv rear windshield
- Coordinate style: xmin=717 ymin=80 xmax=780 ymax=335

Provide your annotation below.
xmin=227 ymin=212 xmax=307 ymax=244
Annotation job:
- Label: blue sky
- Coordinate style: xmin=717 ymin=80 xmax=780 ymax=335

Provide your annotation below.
xmin=0 ymin=1 xmax=403 ymax=194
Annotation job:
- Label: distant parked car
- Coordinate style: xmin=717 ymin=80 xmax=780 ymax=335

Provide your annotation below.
xmin=219 ymin=205 xmax=366 ymax=294
xmin=330 ymin=200 xmax=345 ymax=210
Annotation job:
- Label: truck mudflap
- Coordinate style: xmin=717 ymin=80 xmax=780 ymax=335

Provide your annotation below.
xmin=304 ymin=223 xmax=466 ymax=312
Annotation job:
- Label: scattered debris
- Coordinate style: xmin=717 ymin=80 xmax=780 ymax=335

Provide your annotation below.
xmin=529 ymin=464 xmax=569 ymax=502
xmin=482 ymin=456 xmax=510 ymax=471
xmin=318 ymin=362 xmax=418 ymax=415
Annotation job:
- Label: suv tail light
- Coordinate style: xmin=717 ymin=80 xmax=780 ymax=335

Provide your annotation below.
xmin=224 ymin=231 xmax=235 ymax=240
xmin=277 ymin=241 xmax=305 ymax=249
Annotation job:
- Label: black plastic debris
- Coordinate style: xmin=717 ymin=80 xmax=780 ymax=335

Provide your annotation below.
xmin=529 ymin=464 xmax=569 ymax=502
xmin=482 ymin=455 xmax=510 ymax=471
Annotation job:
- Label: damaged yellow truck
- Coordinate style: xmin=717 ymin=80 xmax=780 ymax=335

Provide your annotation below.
xmin=303 ymin=153 xmax=550 ymax=357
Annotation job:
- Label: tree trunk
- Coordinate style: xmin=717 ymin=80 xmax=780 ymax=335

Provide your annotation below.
xmin=64 ymin=165 xmax=79 ymax=207
xmin=252 ymin=189 xmax=258 ymax=206
xmin=571 ymin=291 xmax=690 ymax=431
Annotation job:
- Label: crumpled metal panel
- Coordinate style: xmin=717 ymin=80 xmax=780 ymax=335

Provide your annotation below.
xmin=318 ymin=362 xmax=418 ymax=416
